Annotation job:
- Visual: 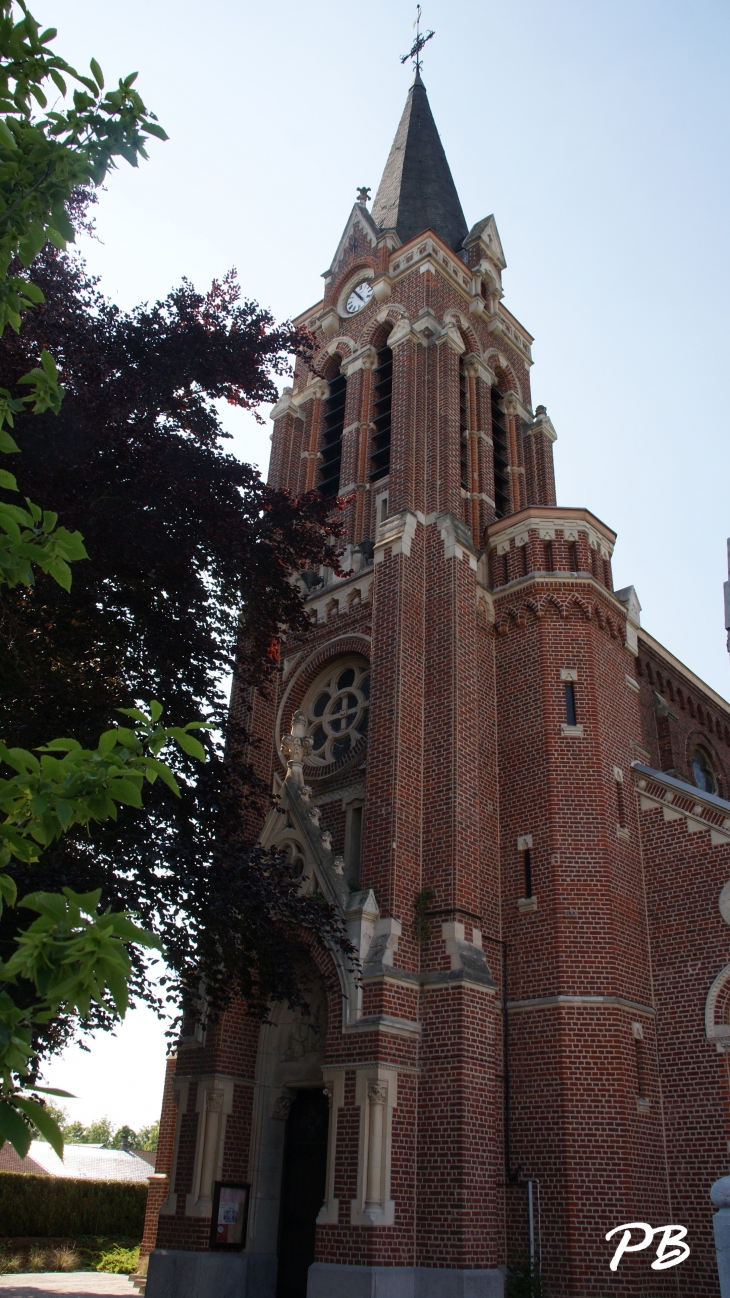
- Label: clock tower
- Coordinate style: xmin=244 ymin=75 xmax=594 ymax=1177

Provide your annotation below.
xmin=144 ymin=67 xmax=730 ymax=1298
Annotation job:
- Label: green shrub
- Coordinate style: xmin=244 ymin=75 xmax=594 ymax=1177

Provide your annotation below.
xmin=90 ymin=1243 xmax=140 ymax=1274
xmin=0 ymin=1174 xmax=147 ymax=1238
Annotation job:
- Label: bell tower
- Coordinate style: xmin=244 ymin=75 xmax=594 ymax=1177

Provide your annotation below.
xmin=148 ymin=62 xmax=699 ymax=1298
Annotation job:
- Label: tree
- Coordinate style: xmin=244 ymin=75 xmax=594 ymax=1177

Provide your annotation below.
xmin=0 ymin=0 xmax=213 ymax=1159
xmin=0 ymin=0 xmax=350 ymax=1158
xmin=0 ymin=235 xmax=350 ymax=1035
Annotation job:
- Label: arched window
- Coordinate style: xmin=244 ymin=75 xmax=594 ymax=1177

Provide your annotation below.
xmin=490 ymin=387 xmax=510 ymax=519
xmin=692 ymin=748 xmax=717 ymax=795
xmin=318 ymin=359 xmax=347 ymax=497
xmin=370 ymin=342 xmax=392 ymax=482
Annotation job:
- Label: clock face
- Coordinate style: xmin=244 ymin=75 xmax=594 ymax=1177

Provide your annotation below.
xmin=346 ymin=281 xmax=373 ymax=314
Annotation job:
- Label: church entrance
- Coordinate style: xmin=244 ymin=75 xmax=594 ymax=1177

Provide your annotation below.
xmin=276 ymin=1088 xmax=329 ymax=1298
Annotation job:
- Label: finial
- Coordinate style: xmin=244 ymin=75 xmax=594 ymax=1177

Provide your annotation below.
xmin=401 ymin=4 xmax=435 ymax=74
xmin=356 ymin=186 xmax=371 ymax=204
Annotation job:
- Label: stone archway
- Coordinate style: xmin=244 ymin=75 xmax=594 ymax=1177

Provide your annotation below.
xmin=245 ymin=967 xmax=328 ymax=1269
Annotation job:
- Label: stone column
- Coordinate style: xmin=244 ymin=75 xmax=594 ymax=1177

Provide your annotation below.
xmin=364 ymin=1082 xmax=387 ymax=1211
xmin=712 ymin=1176 xmax=730 ymax=1297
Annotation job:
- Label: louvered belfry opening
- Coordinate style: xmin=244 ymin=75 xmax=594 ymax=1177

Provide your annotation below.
xmin=318 ymin=364 xmax=347 ymax=498
xmin=370 ymin=344 xmax=392 ymax=482
xmin=491 ymin=387 xmax=510 ymax=519
xmin=459 ymin=361 xmax=469 ymax=490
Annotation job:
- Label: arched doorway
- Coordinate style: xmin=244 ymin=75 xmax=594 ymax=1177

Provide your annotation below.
xmin=276 ymin=1088 xmax=329 ymax=1298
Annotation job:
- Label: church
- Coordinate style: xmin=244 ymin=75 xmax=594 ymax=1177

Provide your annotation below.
xmin=142 ymin=67 xmax=730 ymax=1298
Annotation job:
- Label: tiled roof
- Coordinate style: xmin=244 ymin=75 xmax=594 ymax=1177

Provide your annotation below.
xmin=0 ymin=1140 xmax=153 ymax=1181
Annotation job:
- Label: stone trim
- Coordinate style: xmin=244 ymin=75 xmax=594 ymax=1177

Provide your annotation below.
xmin=318 ymin=1069 xmax=345 ymax=1225
xmin=185 ymin=1074 xmax=236 ymax=1218
xmin=633 ymin=762 xmax=730 ymax=845
xmin=350 ymin=1068 xmax=398 ymax=1228
xmin=506 ymin=994 xmax=656 ymax=1016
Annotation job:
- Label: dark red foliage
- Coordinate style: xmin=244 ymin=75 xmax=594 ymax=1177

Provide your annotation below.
xmin=0 ymin=242 xmax=350 ymax=1039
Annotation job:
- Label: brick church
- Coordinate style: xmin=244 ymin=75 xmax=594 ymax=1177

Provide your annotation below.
xmin=144 ymin=69 xmax=730 ymax=1298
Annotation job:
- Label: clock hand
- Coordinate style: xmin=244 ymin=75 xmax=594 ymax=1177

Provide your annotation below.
xmin=354 ymin=289 xmax=365 ymax=303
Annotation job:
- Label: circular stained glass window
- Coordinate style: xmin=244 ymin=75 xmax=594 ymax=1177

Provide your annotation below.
xmin=692 ymin=748 xmax=717 ymax=795
xmin=300 ymin=657 xmax=370 ymax=768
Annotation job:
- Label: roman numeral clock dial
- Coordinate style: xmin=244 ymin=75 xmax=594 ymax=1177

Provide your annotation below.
xmin=345 ymin=281 xmax=373 ymax=314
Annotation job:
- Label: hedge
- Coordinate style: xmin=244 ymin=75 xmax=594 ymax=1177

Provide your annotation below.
xmin=0 ymin=1172 xmax=147 ymax=1238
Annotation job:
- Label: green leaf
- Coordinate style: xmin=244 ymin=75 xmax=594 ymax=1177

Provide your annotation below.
xmin=90 ymin=58 xmax=104 ymax=89
xmin=0 ymin=872 xmax=17 ymax=910
xmin=0 ymin=469 xmax=17 ymax=490
xmin=13 ymin=1096 xmax=63 ymax=1157
xmin=0 ymin=1100 xmax=32 ymax=1158
xmin=170 ymin=728 xmax=207 ymax=761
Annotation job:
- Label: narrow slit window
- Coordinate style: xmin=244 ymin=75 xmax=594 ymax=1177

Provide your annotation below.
xmin=318 ymin=365 xmax=347 ymax=498
xmin=490 ymin=388 xmax=510 ymax=519
xmin=544 ymin=541 xmax=554 ymax=572
xmin=523 ymin=848 xmax=532 ymax=899
xmin=564 ymin=683 xmax=577 ymax=727
xmin=460 ymin=363 xmax=469 ymax=491
xmin=568 ymin=541 xmax=578 ymax=572
xmin=370 ymin=345 xmax=392 ymax=482
xmin=616 ymin=781 xmax=626 ymax=829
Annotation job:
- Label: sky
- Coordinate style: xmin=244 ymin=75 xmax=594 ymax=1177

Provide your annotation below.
xmin=35 ymin=0 xmax=730 ymax=1129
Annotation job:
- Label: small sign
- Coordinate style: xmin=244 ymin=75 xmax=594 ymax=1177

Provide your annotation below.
xmin=210 ymin=1181 xmax=250 ymax=1250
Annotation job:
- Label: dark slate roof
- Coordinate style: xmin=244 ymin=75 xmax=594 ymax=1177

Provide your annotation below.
xmin=371 ymin=71 xmax=468 ymax=253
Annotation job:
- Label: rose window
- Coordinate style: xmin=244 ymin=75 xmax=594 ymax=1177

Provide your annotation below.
xmin=300 ymin=658 xmax=370 ymax=767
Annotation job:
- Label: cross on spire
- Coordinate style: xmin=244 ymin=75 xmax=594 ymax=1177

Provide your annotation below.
xmin=400 ymin=4 xmax=434 ymax=74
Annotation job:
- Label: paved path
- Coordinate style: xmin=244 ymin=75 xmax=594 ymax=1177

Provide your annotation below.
xmin=0 ymin=1277 xmax=137 ymax=1297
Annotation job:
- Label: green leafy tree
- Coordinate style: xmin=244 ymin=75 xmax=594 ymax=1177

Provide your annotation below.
xmin=0 ymin=0 xmax=187 ymax=1160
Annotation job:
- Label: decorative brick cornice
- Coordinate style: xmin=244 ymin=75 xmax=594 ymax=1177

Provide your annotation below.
xmin=633 ymin=762 xmax=730 ymax=846
xmin=486 ymin=506 xmax=616 ymax=559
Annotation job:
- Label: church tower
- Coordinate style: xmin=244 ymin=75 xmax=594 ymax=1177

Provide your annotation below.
xmin=145 ymin=67 xmax=730 ymax=1298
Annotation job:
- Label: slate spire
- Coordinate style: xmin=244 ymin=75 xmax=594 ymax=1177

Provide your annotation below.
xmin=371 ymin=71 xmax=468 ymax=253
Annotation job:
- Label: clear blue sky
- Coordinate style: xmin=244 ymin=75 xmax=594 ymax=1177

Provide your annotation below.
xmin=39 ymin=0 xmax=730 ymax=1129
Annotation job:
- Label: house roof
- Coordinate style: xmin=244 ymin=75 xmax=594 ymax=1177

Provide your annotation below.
xmin=371 ymin=71 xmax=468 ymax=253
xmin=0 ymin=1140 xmax=153 ymax=1181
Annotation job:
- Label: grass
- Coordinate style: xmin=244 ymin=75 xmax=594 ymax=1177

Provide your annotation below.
xmin=0 ymin=1236 xmax=141 ymax=1274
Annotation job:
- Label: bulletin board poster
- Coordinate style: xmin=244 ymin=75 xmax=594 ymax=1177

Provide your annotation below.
xmin=210 ymin=1181 xmax=250 ymax=1250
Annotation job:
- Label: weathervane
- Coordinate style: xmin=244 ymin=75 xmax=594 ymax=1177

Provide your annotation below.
xmin=401 ymin=4 xmax=434 ymax=73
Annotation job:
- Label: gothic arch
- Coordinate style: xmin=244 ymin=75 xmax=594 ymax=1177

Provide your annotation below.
xmin=359 ymin=304 xmax=406 ymax=349
xmin=685 ymin=730 xmax=725 ymax=799
xmin=313 ymin=336 xmax=356 ymax=378
xmin=275 ymin=633 xmax=372 ymax=772
xmin=443 ymin=308 xmax=481 ymax=358
xmin=706 ymin=964 xmax=730 ymax=1050
xmin=484 ymin=349 xmax=523 ymax=400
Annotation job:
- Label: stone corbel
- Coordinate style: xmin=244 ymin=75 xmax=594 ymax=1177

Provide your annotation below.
xmin=440 ymin=320 xmax=466 ymax=354
xmin=320 ymin=309 xmax=340 ymax=339
xmin=441 ymin=921 xmax=496 ymax=987
xmin=436 ymin=511 xmax=478 ymax=570
xmin=269 ymin=387 xmax=304 ymax=423
xmin=388 ymin=317 xmax=420 ymax=349
xmin=503 ymin=391 xmax=534 ymax=424
xmin=351 ymin=1068 xmax=398 ymax=1227
xmin=318 ymin=1070 xmax=345 ymax=1225
xmin=186 ymin=1076 xmax=236 ymax=1218
xmin=374 ymin=509 xmax=419 ymax=562
xmin=363 ymin=916 xmax=401 ymax=975
xmin=371 ymin=276 xmax=391 ymax=303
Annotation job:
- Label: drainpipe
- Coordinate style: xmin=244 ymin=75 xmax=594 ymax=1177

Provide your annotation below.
xmin=481 ymin=933 xmax=520 ymax=1184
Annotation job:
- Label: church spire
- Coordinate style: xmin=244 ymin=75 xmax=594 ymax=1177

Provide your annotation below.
xmin=371 ymin=72 xmax=468 ymax=253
